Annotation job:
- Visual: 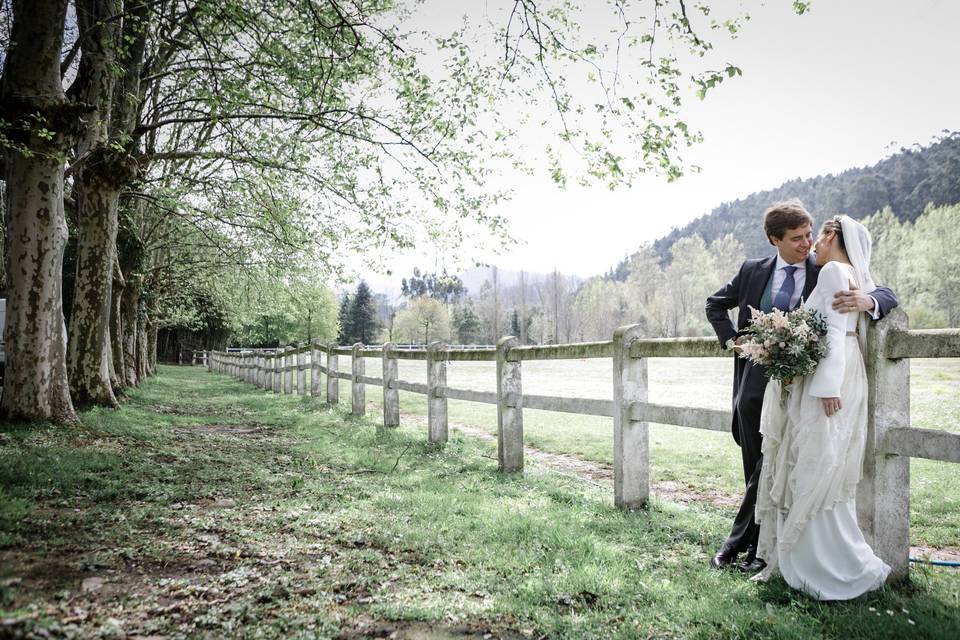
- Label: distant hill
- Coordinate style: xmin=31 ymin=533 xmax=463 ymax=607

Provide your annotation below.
xmin=647 ymin=132 xmax=960 ymax=263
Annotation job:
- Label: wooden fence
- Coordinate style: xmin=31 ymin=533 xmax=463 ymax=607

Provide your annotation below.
xmin=206 ymin=308 xmax=960 ymax=581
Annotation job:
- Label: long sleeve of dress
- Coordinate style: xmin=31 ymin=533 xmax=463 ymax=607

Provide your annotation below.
xmin=808 ymin=262 xmax=851 ymax=399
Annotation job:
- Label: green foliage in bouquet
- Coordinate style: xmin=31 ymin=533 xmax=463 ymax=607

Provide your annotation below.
xmin=738 ymin=307 xmax=829 ymax=382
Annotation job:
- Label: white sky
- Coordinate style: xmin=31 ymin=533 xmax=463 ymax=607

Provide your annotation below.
xmin=356 ymin=0 xmax=960 ymax=295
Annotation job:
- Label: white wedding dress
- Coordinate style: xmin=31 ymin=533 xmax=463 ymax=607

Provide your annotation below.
xmin=754 ymin=258 xmax=890 ymax=600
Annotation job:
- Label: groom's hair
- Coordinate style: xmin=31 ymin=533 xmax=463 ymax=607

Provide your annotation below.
xmin=763 ymin=199 xmax=814 ymax=243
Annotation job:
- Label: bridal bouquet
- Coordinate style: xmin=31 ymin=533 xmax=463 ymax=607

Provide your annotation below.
xmin=737 ymin=307 xmax=829 ymax=383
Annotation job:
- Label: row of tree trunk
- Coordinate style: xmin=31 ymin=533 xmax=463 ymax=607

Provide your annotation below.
xmin=2 ymin=0 xmax=159 ymax=424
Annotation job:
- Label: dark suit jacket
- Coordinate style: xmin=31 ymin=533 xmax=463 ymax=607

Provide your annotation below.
xmin=705 ymin=255 xmax=898 ymax=446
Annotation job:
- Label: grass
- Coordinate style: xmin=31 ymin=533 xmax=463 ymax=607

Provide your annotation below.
xmin=0 ymin=365 xmax=958 ymax=639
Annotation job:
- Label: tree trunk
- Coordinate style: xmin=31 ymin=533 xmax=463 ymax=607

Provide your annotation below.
xmin=109 ymin=254 xmax=125 ymax=395
xmin=143 ymin=317 xmax=155 ymax=377
xmin=67 ymin=173 xmax=121 ymax=407
xmin=0 ymin=0 xmax=78 ymax=424
xmin=65 ymin=0 xmax=129 ymax=408
xmin=120 ymin=275 xmax=141 ymax=386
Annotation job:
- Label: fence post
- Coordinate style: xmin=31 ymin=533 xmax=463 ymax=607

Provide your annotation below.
xmin=259 ymin=355 xmax=267 ymax=389
xmin=191 ymin=352 xmax=196 ymax=366
xmin=427 ymin=341 xmax=448 ymax=443
xmin=327 ymin=343 xmax=339 ymax=405
xmin=860 ymin=308 xmax=911 ymax=581
xmin=296 ymin=344 xmax=306 ymax=395
xmin=383 ymin=343 xmax=400 ymax=428
xmin=282 ymin=348 xmax=293 ymax=394
xmin=496 ymin=336 xmax=523 ymax=472
xmin=311 ymin=344 xmax=322 ymax=397
xmin=613 ymin=324 xmax=649 ymax=510
xmin=273 ymin=353 xmax=281 ymax=394
xmin=352 ymin=343 xmax=365 ymax=415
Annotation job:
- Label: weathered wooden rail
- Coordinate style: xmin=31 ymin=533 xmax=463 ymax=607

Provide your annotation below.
xmin=207 ymin=308 xmax=960 ymax=581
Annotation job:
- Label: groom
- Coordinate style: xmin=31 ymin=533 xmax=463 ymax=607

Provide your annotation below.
xmin=705 ymin=199 xmax=898 ymax=573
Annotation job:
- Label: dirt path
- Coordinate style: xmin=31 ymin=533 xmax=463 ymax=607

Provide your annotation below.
xmin=402 ymin=414 xmax=960 ymax=565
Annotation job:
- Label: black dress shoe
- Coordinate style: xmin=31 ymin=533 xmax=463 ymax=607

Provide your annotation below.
xmin=710 ymin=543 xmax=740 ymax=569
xmin=738 ymin=557 xmax=767 ymax=574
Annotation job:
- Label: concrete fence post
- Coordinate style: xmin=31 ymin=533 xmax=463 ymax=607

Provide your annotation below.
xmin=327 ymin=343 xmax=339 ymax=405
xmin=613 ymin=324 xmax=649 ymax=510
xmin=296 ymin=344 xmax=306 ymax=395
xmin=496 ymin=336 xmax=523 ymax=472
xmin=283 ymin=349 xmax=297 ymax=396
xmin=205 ymin=351 xmax=211 ymax=372
xmin=860 ymin=308 xmax=911 ymax=581
xmin=350 ymin=342 xmax=367 ymax=416
xmin=272 ymin=353 xmax=281 ymax=394
xmin=311 ymin=344 xmax=322 ymax=397
xmin=383 ymin=343 xmax=400 ymax=428
xmin=191 ymin=352 xmax=196 ymax=366
xmin=352 ymin=343 xmax=365 ymax=415
xmin=427 ymin=341 xmax=448 ymax=443
xmin=244 ymin=354 xmax=251 ymax=384
xmin=260 ymin=355 xmax=268 ymax=389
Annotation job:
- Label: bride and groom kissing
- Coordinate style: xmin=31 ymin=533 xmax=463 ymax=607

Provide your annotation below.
xmin=705 ymin=199 xmax=897 ymax=601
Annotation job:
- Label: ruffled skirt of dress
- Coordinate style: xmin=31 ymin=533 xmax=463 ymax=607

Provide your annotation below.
xmin=754 ymin=337 xmax=890 ymax=600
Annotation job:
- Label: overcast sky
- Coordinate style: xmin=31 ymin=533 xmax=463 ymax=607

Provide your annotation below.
xmin=356 ymin=0 xmax=960 ymax=295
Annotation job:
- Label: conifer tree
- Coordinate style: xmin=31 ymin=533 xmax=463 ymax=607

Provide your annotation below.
xmin=348 ymin=282 xmax=380 ymax=344
xmin=336 ymin=296 xmax=352 ymax=345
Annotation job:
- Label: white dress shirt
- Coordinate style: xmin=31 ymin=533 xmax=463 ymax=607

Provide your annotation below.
xmin=772 ymin=255 xmax=806 ymax=310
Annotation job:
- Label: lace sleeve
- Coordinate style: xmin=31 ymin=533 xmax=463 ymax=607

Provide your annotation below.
xmin=808 ymin=263 xmax=850 ymax=398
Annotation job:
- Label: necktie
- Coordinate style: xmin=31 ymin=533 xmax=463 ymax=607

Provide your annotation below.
xmin=773 ymin=265 xmax=798 ymax=311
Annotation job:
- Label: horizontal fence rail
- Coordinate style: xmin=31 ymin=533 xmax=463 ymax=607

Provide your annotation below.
xmin=206 ymin=307 xmax=959 ymax=583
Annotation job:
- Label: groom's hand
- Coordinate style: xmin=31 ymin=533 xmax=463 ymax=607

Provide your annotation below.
xmin=833 ymin=285 xmax=876 ymax=314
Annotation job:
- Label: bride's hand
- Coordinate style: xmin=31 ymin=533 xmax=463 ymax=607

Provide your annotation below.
xmin=822 ymin=397 xmax=842 ymax=416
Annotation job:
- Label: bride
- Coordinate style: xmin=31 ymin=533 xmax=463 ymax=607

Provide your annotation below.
xmin=753 ymin=215 xmax=890 ymax=600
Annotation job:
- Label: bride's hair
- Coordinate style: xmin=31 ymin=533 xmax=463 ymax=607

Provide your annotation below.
xmin=820 ymin=215 xmax=847 ymax=253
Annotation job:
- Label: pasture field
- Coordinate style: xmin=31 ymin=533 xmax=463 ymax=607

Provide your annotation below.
xmin=1 ymin=365 xmax=958 ymax=638
xmin=332 ymin=356 xmax=960 ymax=551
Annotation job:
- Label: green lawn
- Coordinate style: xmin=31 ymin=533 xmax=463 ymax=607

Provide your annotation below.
xmin=1 ymin=365 xmax=957 ymax=639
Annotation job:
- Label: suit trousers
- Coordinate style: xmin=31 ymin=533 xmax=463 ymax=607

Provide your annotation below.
xmin=726 ymin=414 xmax=763 ymax=553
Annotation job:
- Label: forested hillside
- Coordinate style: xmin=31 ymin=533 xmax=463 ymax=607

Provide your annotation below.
xmin=651 ymin=132 xmax=960 ymax=261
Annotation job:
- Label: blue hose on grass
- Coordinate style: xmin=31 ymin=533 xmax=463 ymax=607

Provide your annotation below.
xmin=909 ymin=557 xmax=960 ymax=567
